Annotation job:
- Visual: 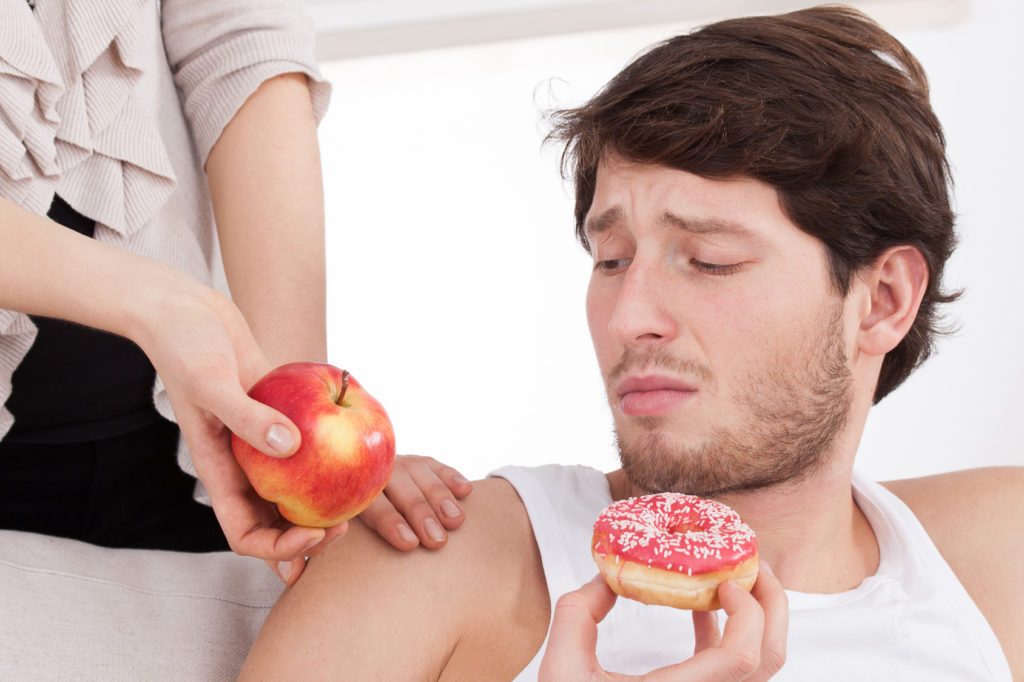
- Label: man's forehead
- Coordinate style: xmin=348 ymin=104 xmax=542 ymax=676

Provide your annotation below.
xmin=584 ymin=157 xmax=797 ymax=240
xmin=583 ymin=205 xmax=756 ymax=240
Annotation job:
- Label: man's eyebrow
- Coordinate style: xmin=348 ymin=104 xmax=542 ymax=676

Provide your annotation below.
xmin=659 ymin=211 xmax=755 ymax=236
xmin=583 ymin=206 xmax=623 ymax=236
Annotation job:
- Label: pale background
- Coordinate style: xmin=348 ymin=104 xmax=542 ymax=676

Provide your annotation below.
xmin=316 ymin=0 xmax=1023 ymax=483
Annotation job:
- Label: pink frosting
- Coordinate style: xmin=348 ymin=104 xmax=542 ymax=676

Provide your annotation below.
xmin=592 ymin=493 xmax=757 ymax=575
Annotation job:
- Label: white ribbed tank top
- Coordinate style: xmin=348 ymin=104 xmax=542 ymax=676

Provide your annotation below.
xmin=491 ymin=464 xmax=1011 ymax=681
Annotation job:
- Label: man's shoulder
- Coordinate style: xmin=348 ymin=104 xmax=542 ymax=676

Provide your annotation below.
xmin=241 ymin=476 xmax=550 ymax=679
xmin=880 ymin=466 xmax=1024 ymax=562
xmin=309 ymin=474 xmax=547 ymax=617
xmin=882 ymin=466 xmax=1024 ymax=677
xmin=881 ymin=465 xmax=1024 ymax=532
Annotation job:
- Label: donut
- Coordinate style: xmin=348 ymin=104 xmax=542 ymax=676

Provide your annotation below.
xmin=591 ymin=492 xmax=758 ymax=610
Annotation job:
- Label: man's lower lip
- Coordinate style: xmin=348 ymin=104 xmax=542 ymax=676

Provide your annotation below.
xmin=619 ymin=389 xmax=696 ymax=416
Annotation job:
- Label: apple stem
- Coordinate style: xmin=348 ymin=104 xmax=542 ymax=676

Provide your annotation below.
xmin=338 ymin=370 xmax=350 ymax=406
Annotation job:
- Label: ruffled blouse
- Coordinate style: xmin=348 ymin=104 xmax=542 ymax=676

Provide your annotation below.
xmin=0 ymin=0 xmax=331 ymax=459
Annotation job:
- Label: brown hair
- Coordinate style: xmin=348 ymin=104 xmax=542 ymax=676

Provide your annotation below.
xmin=548 ymin=5 xmax=960 ymax=403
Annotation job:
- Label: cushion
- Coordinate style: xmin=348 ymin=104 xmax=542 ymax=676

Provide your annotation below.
xmin=0 ymin=529 xmax=283 ymax=680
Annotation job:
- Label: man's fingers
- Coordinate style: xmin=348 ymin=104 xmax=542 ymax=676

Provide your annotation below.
xmin=644 ymin=582 xmax=763 ymax=682
xmin=539 ymin=576 xmax=615 ymax=680
xmin=747 ymin=561 xmax=788 ymax=680
xmin=717 ymin=580 xmax=765 ymax=658
xmin=692 ymin=609 xmax=722 ymax=652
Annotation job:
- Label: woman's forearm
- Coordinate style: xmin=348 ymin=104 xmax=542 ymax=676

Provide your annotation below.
xmin=0 ymin=195 xmax=196 ymax=341
xmin=205 ymin=72 xmax=328 ymax=368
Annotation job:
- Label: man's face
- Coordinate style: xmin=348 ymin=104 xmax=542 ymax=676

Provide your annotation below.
xmin=585 ymin=158 xmax=855 ymax=497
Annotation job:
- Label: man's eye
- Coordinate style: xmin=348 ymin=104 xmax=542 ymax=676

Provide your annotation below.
xmin=691 ymin=259 xmax=743 ymax=276
xmin=594 ymin=258 xmax=631 ymax=272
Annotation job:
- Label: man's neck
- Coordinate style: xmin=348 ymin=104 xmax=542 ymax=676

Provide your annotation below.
xmin=605 ymin=463 xmax=880 ymax=595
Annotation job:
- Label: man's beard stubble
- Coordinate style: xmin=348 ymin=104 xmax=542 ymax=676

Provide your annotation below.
xmin=613 ymin=303 xmax=854 ymax=498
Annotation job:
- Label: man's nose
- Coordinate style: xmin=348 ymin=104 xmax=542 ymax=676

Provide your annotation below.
xmin=607 ymin=254 xmax=678 ymax=349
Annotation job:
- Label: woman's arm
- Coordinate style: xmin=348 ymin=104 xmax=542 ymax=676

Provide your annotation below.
xmin=201 ymin=73 xmax=475 ymax=582
xmin=205 ymin=72 xmax=327 ymax=368
xmin=1 ymin=189 xmax=471 ymax=586
xmin=0 ymin=192 xmax=330 ymax=567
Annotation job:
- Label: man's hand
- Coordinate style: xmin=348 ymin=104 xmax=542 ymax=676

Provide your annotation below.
xmin=539 ymin=561 xmax=787 ymax=681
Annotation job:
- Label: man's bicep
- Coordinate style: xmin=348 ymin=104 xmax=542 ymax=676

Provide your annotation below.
xmin=239 ymin=477 xmax=549 ymax=680
xmin=240 ymin=519 xmax=458 ymax=680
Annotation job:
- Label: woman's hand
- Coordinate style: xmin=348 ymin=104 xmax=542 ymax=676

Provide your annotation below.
xmin=539 ymin=561 xmax=788 ymax=681
xmin=359 ymin=455 xmax=473 ymax=549
xmin=131 ymin=278 xmax=328 ymax=583
xmin=133 ymin=279 xmax=473 ymax=584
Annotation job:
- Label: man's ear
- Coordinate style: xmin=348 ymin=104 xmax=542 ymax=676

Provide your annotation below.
xmin=857 ymin=246 xmax=929 ymax=357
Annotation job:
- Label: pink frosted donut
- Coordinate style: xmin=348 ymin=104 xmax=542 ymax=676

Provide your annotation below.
xmin=591 ymin=493 xmax=758 ymax=610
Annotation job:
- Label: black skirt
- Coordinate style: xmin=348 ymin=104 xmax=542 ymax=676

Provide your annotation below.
xmin=0 ymin=196 xmax=228 ymax=552
xmin=0 ymin=418 xmax=229 ymax=552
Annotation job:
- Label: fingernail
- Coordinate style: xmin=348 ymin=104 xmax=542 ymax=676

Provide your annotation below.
xmin=760 ymin=560 xmax=775 ymax=576
xmin=277 ymin=560 xmax=293 ymax=583
xmin=440 ymin=499 xmax=461 ymax=518
xmin=423 ymin=518 xmax=446 ymax=543
xmin=452 ymin=474 xmax=469 ymax=486
xmin=397 ymin=523 xmax=418 ymax=544
xmin=266 ymin=424 xmax=294 ymax=454
xmin=301 ymin=531 xmax=326 ymax=555
xmin=326 ymin=520 xmax=349 ymax=544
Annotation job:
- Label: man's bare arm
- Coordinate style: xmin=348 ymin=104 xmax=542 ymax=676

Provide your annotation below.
xmin=240 ymin=477 xmax=550 ymax=680
xmin=885 ymin=466 xmax=1024 ymax=678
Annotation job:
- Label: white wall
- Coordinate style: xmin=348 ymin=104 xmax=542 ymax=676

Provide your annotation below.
xmin=318 ymin=0 xmax=1023 ymax=483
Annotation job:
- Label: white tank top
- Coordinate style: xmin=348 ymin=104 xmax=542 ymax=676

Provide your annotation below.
xmin=490 ymin=464 xmax=1011 ymax=681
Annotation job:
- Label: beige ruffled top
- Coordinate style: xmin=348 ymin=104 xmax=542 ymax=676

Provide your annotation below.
xmin=0 ymin=0 xmax=330 ymax=462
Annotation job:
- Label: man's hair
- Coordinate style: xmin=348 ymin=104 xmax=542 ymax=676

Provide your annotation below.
xmin=548 ymin=5 xmax=959 ymax=403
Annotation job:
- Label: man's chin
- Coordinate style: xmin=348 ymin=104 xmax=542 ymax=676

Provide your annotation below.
xmin=617 ymin=431 xmax=828 ymax=498
xmin=616 ymin=432 xmax=733 ymax=497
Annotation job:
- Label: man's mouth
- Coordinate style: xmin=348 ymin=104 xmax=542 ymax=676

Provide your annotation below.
xmin=616 ymin=375 xmax=698 ymax=417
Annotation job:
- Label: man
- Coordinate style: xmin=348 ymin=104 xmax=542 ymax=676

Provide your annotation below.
xmin=240 ymin=6 xmax=1022 ymax=679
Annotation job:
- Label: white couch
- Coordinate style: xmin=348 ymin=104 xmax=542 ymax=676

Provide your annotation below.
xmin=0 ymin=529 xmax=284 ymax=680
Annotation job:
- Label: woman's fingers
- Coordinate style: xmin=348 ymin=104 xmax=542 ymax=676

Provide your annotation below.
xmin=360 ymin=455 xmax=473 ymax=550
xmin=265 ymin=521 xmax=349 ymax=585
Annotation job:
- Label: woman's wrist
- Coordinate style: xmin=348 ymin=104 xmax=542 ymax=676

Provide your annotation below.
xmin=118 ymin=260 xmax=228 ymax=361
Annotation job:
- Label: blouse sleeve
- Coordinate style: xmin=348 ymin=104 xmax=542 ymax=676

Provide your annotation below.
xmin=160 ymin=0 xmax=332 ymax=165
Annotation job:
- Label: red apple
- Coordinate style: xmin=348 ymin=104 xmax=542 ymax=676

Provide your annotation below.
xmin=231 ymin=362 xmax=396 ymax=528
